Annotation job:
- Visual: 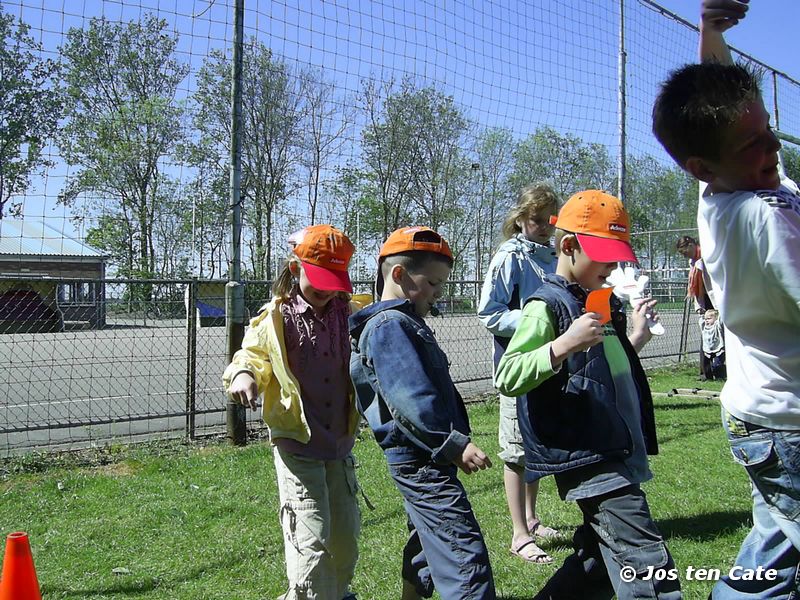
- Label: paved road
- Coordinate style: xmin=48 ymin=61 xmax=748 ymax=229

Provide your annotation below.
xmin=0 ymin=309 xmax=695 ymax=455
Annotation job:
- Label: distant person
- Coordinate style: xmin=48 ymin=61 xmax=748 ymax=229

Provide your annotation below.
xmin=676 ymin=235 xmax=716 ymax=380
xmin=496 ymin=190 xmax=679 ymax=600
xmin=223 ymin=225 xmax=361 ymax=600
xmin=699 ymin=309 xmax=725 ymax=380
xmin=350 ymin=226 xmax=496 ymax=600
xmin=653 ymin=0 xmax=800 ymax=597
xmin=477 ymin=183 xmax=560 ymax=564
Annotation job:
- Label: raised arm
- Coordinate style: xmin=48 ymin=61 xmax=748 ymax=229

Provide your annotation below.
xmin=699 ymin=0 xmax=748 ymax=64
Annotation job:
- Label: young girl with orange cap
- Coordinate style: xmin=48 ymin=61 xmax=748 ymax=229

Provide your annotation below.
xmin=224 ymin=224 xmax=361 ymax=600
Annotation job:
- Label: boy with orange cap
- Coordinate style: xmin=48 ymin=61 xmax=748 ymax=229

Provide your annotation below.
xmin=496 ymin=191 xmax=679 ymax=600
xmin=349 ymin=226 xmax=496 ymax=600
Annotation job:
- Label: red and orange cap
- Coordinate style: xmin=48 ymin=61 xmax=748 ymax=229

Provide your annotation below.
xmin=379 ymin=226 xmax=453 ymax=261
xmin=549 ymin=190 xmax=637 ymax=263
xmin=376 ymin=226 xmax=453 ymax=295
xmin=291 ymin=224 xmax=354 ymax=293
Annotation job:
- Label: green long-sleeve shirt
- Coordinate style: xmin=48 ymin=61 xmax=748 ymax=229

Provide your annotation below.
xmin=494 ymin=298 xmax=653 ymax=500
xmin=494 ymin=301 xmax=560 ymax=396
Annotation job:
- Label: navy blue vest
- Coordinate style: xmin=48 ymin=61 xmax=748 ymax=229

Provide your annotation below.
xmin=517 ymin=274 xmax=658 ymax=481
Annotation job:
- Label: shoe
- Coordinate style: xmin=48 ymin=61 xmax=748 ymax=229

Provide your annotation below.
xmin=510 ymin=537 xmax=553 ymax=564
xmin=528 ymin=518 xmax=559 ymax=540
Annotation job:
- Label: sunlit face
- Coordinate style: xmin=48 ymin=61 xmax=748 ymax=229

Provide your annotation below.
xmin=399 ymin=260 xmax=452 ymax=317
xmin=558 ymin=236 xmax=617 ymax=292
xmin=704 ymin=311 xmax=718 ymax=326
xmin=517 ymin=210 xmax=556 ymax=245
xmin=572 ymin=251 xmax=618 ymax=292
xmin=703 ymin=99 xmax=782 ymax=194
xmin=295 ymin=264 xmax=337 ymax=313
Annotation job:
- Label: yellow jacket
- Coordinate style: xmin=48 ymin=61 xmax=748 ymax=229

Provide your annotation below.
xmin=222 ymin=297 xmax=362 ymax=443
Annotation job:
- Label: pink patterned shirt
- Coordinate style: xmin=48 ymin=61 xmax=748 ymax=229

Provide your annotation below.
xmin=274 ymin=291 xmax=354 ymax=460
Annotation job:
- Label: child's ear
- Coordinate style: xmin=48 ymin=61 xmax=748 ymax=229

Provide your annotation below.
xmin=559 ymin=235 xmax=577 ymax=256
xmin=685 ymin=156 xmax=717 ymax=184
xmin=390 ymin=264 xmax=405 ymax=285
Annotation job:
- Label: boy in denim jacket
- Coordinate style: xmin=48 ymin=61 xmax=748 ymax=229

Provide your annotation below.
xmin=349 ymin=226 xmax=496 ymax=600
xmin=653 ymin=2 xmax=800 ymax=597
xmin=495 ymin=191 xmax=680 ymax=600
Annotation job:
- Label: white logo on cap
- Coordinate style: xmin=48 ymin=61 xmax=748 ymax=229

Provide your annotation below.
xmin=609 ymin=224 xmax=627 ymax=233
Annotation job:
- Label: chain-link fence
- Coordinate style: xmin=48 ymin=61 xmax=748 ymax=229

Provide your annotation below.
xmin=1 ymin=0 xmax=798 ymax=452
xmin=1 ymin=271 xmax=701 ymax=454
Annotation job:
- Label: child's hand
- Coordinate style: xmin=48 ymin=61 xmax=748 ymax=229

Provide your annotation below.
xmin=455 ymin=442 xmax=492 ymax=475
xmin=228 ymin=372 xmax=259 ymax=411
xmin=701 ymin=0 xmax=748 ymax=33
xmin=630 ymin=298 xmax=659 ymax=351
xmin=553 ymin=312 xmax=604 ymax=359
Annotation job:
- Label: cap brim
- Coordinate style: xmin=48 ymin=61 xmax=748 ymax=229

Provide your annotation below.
xmin=576 ymin=234 xmax=638 ymax=264
xmin=302 ymin=262 xmax=353 ymax=293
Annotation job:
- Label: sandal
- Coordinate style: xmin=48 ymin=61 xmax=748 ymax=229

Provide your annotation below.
xmin=528 ymin=518 xmax=559 ymax=540
xmin=510 ymin=537 xmax=553 ymax=564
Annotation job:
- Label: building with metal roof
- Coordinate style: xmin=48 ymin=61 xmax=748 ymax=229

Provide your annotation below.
xmin=0 ymin=219 xmax=107 ymax=329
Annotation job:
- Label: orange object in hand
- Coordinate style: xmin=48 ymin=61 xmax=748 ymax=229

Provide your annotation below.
xmin=585 ymin=288 xmax=614 ymax=325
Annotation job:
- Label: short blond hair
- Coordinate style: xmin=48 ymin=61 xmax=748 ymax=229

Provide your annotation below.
xmin=501 ymin=183 xmax=560 ymax=240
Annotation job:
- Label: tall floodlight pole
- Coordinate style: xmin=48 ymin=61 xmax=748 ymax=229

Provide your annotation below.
xmin=617 ymin=0 xmax=627 ymax=203
xmin=226 ymin=0 xmax=247 ymax=445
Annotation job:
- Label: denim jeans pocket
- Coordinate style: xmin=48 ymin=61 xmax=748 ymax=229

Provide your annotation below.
xmin=612 ymin=540 xmax=670 ymax=598
xmin=729 ymin=432 xmax=800 ymax=520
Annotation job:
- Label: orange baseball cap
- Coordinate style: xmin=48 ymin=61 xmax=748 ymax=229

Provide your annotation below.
xmin=549 ymin=190 xmax=637 ymax=263
xmin=292 ymin=224 xmax=354 ymax=293
xmin=376 ymin=226 xmax=453 ymax=294
xmin=379 ymin=226 xmax=453 ymax=261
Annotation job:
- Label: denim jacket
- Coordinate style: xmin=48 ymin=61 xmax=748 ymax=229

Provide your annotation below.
xmin=349 ymin=299 xmax=471 ymax=465
xmin=518 ymin=274 xmax=658 ymax=480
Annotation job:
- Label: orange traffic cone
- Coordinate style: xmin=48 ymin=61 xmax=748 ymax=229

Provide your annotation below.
xmin=0 ymin=532 xmax=42 ymax=600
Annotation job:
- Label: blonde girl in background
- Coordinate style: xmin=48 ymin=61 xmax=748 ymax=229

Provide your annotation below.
xmin=223 ymin=224 xmax=361 ymax=600
xmin=478 ymin=184 xmax=561 ymax=563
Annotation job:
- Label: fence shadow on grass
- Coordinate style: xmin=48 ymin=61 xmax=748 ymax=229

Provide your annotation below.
xmin=657 ymin=400 xmax=717 ymax=411
xmin=659 ymin=510 xmax=751 ymax=542
xmin=656 ymin=421 xmax=722 ymax=446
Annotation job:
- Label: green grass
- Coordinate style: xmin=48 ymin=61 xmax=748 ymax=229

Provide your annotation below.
xmin=0 ymin=364 xmax=748 ymax=599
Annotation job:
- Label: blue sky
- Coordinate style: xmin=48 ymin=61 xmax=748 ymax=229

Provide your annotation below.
xmin=3 ymin=0 xmax=799 ymax=249
xmin=656 ymin=0 xmax=800 ymax=80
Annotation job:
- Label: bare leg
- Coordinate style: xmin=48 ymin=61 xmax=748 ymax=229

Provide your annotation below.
xmin=505 ymin=463 xmax=551 ymax=562
xmin=526 ymin=477 xmax=559 ymax=539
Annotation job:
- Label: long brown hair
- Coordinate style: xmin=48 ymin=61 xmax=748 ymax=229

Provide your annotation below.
xmin=501 ymin=183 xmax=560 ymax=240
xmin=271 ymin=257 xmax=301 ymax=300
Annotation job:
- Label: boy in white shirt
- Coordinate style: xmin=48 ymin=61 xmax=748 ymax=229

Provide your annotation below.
xmin=653 ymin=1 xmax=800 ymax=597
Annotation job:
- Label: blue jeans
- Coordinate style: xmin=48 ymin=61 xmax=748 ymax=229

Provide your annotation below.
xmin=388 ymin=458 xmax=496 ymax=599
xmin=712 ymin=410 xmax=800 ymax=599
xmin=534 ymin=484 xmax=681 ymax=600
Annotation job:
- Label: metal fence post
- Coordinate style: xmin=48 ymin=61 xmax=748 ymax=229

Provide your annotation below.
xmin=226 ymin=0 xmax=247 ymax=446
xmin=226 ymin=281 xmax=247 ymax=444
xmin=185 ymin=278 xmax=198 ymax=440
xmin=617 ymin=0 xmax=627 ymax=202
xmin=678 ymin=297 xmax=691 ymax=362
